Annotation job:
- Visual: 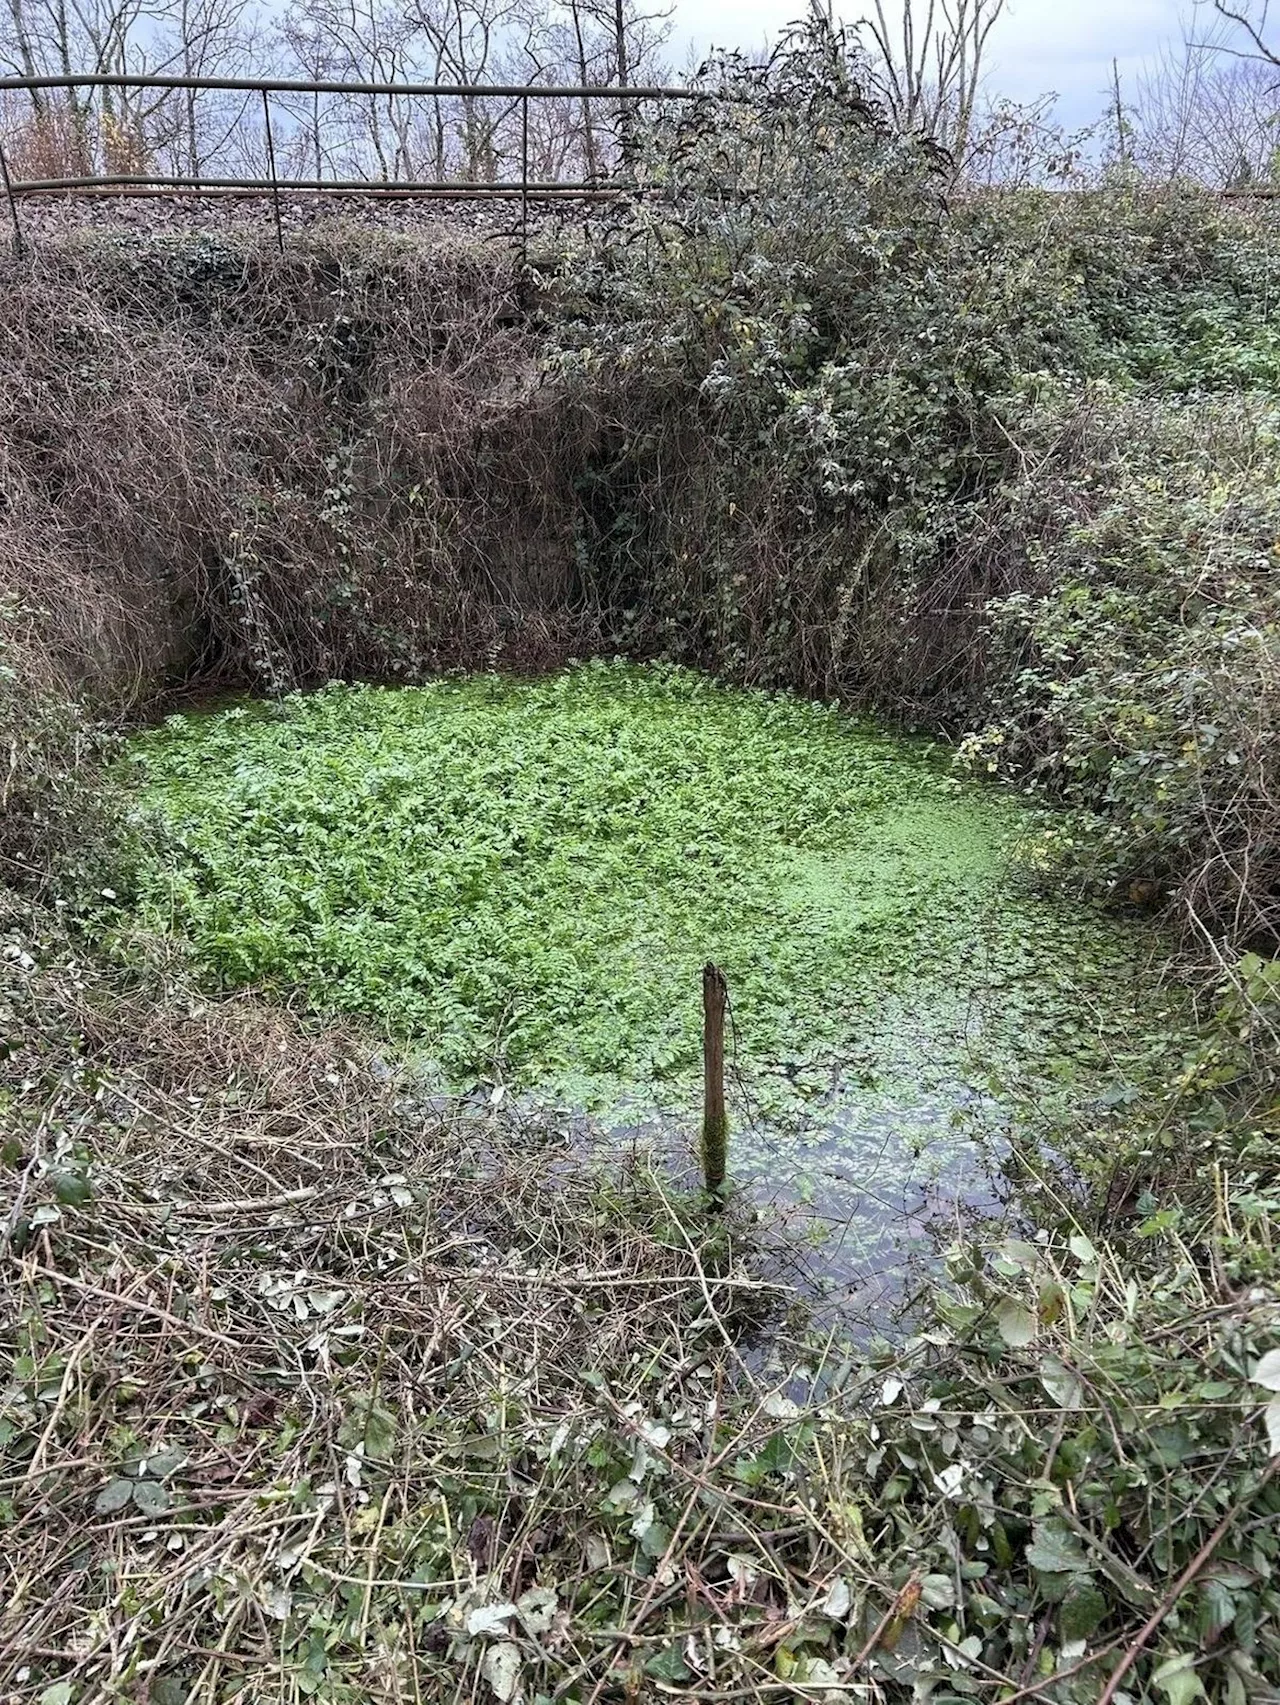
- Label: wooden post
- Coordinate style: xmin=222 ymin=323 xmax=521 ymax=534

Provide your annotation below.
xmin=519 ymin=93 xmax=530 ymax=266
xmin=701 ymin=962 xmax=728 ymax=1199
xmin=0 ymin=143 xmax=25 ymax=260
xmin=261 ymin=89 xmax=285 ymax=256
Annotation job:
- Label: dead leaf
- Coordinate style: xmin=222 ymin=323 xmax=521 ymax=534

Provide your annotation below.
xmin=481 ymin=1640 xmax=521 ymax=1701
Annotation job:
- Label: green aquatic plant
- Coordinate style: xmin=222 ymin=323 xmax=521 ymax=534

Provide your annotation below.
xmin=118 ymin=661 xmax=1167 ymax=1121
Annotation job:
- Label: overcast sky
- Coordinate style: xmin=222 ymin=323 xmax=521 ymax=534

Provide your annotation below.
xmin=672 ymin=0 xmax=1216 ymax=129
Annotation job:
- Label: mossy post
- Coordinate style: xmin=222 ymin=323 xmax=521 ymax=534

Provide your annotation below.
xmin=701 ymin=962 xmax=728 ymax=1201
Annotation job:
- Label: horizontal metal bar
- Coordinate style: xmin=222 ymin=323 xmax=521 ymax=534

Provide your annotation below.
xmin=10 ymin=180 xmax=626 ymax=203
xmin=8 ymin=171 xmax=636 ymax=197
xmin=0 ymin=72 xmax=693 ymax=100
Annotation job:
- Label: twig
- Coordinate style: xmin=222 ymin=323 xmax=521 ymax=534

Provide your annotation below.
xmin=33 ymin=1267 xmax=240 ymax=1349
xmin=1097 ymin=1456 xmax=1280 ymax=1705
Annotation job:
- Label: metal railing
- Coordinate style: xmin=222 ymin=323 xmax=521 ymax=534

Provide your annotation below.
xmin=0 ymin=71 xmax=698 ymax=254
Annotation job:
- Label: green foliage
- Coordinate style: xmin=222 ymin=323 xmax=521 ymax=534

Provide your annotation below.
xmin=8 ymin=43 xmax=1280 ymax=1701
xmin=550 ymin=25 xmax=1065 ymax=702
xmin=118 ymin=662 xmax=970 ymax=1090
xmin=8 ymin=889 xmax=1275 ymax=1703
xmin=116 ymin=661 xmax=1165 ymax=1113
xmin=967 ymin=189 xmax=1280 ymax=392
xmin=964 ymin=394 xmax=1280 ymax=950
xmin=545 ymin=37 xmax=1280 ymax=953
xmin=548 ymin=29 xmax=1280 ymax=754
xmin=825 ymin=1228 xmax=1280 ymax=1702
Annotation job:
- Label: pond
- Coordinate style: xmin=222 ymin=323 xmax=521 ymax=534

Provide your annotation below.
xmin=118 ymin=660 xmax=1187 ymax=1306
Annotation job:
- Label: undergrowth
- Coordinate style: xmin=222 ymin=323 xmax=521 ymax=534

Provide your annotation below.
xmin=2 ymin=141 xmax=1279 ymax=966
xmin=551 ymin=30 xmax=1280 ymax=966
xmin=961 ymin=391 xmax=1280 ymax=958
xmin=4 ymin=890 xmax=1280 ymax=1703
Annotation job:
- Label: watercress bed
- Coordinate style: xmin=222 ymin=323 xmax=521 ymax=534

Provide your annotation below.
xmin=117 ymin=662 xmax=1182 ymax=1144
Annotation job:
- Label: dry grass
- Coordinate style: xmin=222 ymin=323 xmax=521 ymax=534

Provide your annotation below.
xmin=3 ymin=191 xmax=1280 ymax=1705
xmin=0 ymin=896 xmax=839 ymax=1703
xmin=6 ymin=891 xmax=1280 ymax=1704
xmin=0 ymin=229 xmax=597 ymax=714
xmin=0 ymin=227 xmax=605 ymax=898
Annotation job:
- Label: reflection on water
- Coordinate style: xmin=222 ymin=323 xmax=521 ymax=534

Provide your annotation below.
xmin=496 ymin=936 xmax=1185 ymax=1325
xmin=498 ymin=1080 xmax=1001 ymax=1323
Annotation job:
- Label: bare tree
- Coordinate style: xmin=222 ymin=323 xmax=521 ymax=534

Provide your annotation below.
xmin=3 ymin=0 xmax=45 ymax=114
xmin=862 ymin=0 xmax=1008 ymax=169
xmin=1 ymin=0 xmax=264 ymax=174
xmin=273 ymin=0 xmax=583 ymax=183
xmin=1207 ymin=0 xmax=1280 ymax=65
xmin=0 ymin=0 xmax=155 ymax=169
xmin=274 ymin=1 xmax=353 ymax=178
xmin=149 ymin=0 xmax=264 ymax=175
xmin=279 ymin=0 xmax=418 ymax=179
xmin=401 ymin=0 xmax=530 ymax=180
xmin=551 ymin=0 xmax=670 ymax=176
xmin=1 ymin=0 xmax=673 ymax=186
xmin=506 ymin=3 xmax=668 ymax=179
xmin=1134 ymin=13 xmax=1280 ymax=184
xmin=961 ymin=92 xmax=1097 ymax=188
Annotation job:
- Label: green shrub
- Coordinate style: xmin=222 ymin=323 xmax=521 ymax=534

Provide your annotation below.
xmin=550 ymin=26 xmax=1055 ymax=706
xmin=964 ymin=188 xmax=1280 ymax=392
xmin=964 ymin=393 xmax=1280 ymax=954
xmin=550 ymin=34 xmax=1280 ymax=736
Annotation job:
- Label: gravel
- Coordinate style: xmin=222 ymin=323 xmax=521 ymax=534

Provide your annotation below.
xmin=2 ymin=188 xmax=607 ymax=250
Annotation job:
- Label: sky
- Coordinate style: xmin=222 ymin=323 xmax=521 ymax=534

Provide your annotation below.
xmin=672 ymin=0 xmax=1217 ymax=129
